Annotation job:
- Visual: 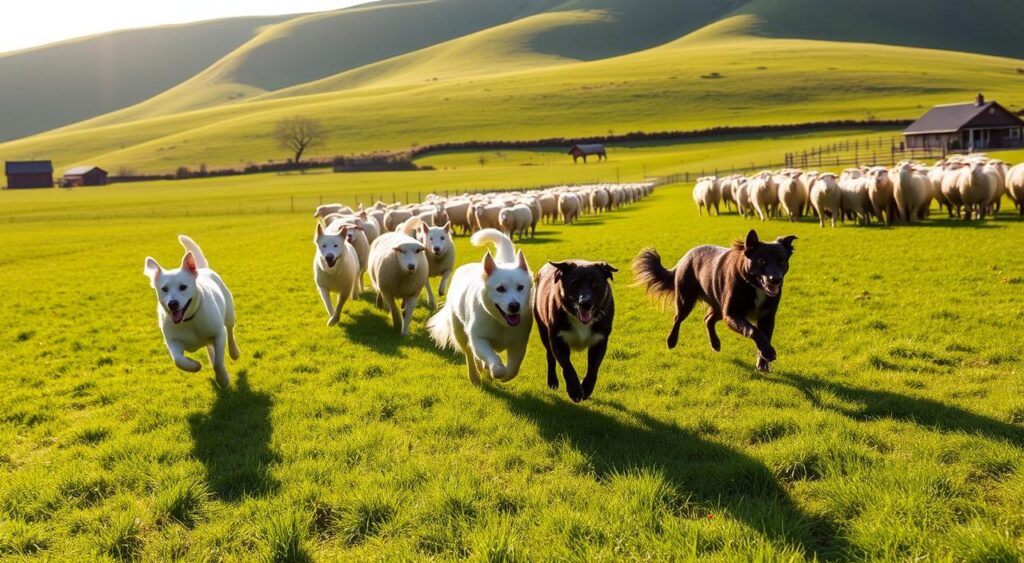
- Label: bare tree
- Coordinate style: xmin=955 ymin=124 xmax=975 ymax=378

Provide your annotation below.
xmin=272 ymin=116 xmax=327 ymax=165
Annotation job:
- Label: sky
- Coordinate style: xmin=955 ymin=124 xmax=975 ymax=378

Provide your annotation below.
xmin=0 ymin=0 xmax=375 ymax=54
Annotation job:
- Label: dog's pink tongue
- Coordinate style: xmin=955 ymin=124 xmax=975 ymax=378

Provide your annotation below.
xmin=579 ymin=309 xmax=593 ymax=324
xmin=171 ymin=309 xmax=185 ymax=324
xmin=506 ymin=314 xmax=521 ymax=327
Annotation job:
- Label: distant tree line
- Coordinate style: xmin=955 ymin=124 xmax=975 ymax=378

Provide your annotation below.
xmin=107 ymin=118 xmax=912 ymax=183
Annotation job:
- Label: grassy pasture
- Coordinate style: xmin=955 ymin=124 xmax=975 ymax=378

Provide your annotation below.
xmin=0 ymin=128 xmax=900 ymax=221
xmin=2 ymin=144 xmax=1024 ymax=559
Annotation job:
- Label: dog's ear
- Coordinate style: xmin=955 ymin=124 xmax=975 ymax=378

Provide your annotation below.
xmin=598 ymin=262 xmax=619 ymax=280
xmin=339 ymin=226 xmax=349 ymax=242
xmin=315 ymin=222 xmax=324 ymax=241
xmin=482 ymin=252 xmax=497 ymax=277
xmin=744 ymin=229 xmax=760 ymax=257
xmin=421 ymin=223 xmax=430 ymax=237
xmin=181 ymin=252 xmax=199 ymax=277
xmin=776 ymin=235 xmax=797 ymax=255
xmin=443 ymin=221 xmax=451 ymax=233
xmin=517 ymin=249 xmax=530 ymax=272
xmin=143 ymin=257 xmax=161 ymax=286
xmin=549 ymin=261 xmax=573 ymax=282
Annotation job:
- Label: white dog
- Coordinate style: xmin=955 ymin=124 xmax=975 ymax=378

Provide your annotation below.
xmin=418 ymin=221 xmax=455 ymax=309
xmin=313 ymin=223 xmax=359 ymax=326
xmin=427 ymin=229 xmax=533 ymax=384
xmin=144 ymin=236 xmax=240 ymax=387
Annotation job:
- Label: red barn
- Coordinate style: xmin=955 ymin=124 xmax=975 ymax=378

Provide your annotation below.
xmin=62 ymin=166 xmax=108 ymax=187
xmin=5 ymin=161 xmax=53 ymax=189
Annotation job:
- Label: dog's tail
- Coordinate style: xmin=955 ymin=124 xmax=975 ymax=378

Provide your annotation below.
xmin=471 ymin=228 xmax=516 ymax=263
xmin=425 ymin=306 xmax=455 ymax=350
xmin=632 ymin=248 xmax=676 ymax=301
xmin=178 ymin=235 xmax=209 ymax=269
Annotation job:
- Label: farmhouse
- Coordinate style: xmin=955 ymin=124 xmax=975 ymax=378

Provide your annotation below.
xmin=62 ymin=166 xmax=108 ymax=187
xmin=4 ymin=160 xmax=53 ymax=189
xmin=568 ymin=144 xmax=607 ymax=163
xmin=903 ymin=94 xmax=1024 ymax=151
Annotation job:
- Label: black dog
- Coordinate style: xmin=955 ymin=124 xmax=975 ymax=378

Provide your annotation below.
xmin=534 ymin=260 xmax=617 ymax=402
xmin=633 ymin=229 xmax=796 ymax=372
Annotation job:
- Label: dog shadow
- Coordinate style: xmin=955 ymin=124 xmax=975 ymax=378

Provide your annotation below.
xmin=483 ymin=387 xmax=851 ymax=560
xmin=188 ymin=371 xmax=279 ymax=501
xmin=768 ymin=370 xmax=1024 ymax=446
xmin=340 ymin=307 xmax=451 ymax=358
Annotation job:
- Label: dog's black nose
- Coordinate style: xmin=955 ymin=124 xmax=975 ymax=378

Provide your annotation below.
xmin=168 ymin=300 xmax=180 ymax=311
xmin=407 ymin=264 xmax=416 ymax=271
xmin=768 ymin=275 xmax=783 ymax=284
xmin=507 ymin=302 xmax=520 ymax=314
xmin=578 ymin=295 xmax=592 ymax=307
xmin=432 ymin=247 xmax=441 ymax=254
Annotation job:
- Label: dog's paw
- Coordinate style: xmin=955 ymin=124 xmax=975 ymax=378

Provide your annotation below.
xmin=179 ymin=359 xmax=202 ymax=373
xmin=709 ymin=338 xmax=721 ymax=352
xmin=566 ymin=384 xmax=585 ymax=403
xmin=327 ymin=315 xmax=340 ymax=327
xmin=666 ymin=335 xmax=678 ymax=349
xmin=547 ymin=375 xmax=559 ymax=390
xmin=756 ymin=357 xmax=771 ymax=373
xmin=759 ymin=344 xmax=777 ymax=362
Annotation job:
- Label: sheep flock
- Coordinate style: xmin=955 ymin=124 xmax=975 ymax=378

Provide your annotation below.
xmin=693 ymin=154 xmax=1024 ymax=227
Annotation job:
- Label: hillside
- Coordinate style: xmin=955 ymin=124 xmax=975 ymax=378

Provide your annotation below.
xmin=738 ymin=0 xmax=1024 ymax=60
xmin=0 ymin=15 xmax=288 ymax=141
xmin=3 ymin=0 xmax=1024 ymax=173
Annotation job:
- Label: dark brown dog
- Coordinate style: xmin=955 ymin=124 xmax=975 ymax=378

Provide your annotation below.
xmin=534 ymin=260 xmax=617 ymax=402
xmin=632 ymin=230 xmax=796 ymax=371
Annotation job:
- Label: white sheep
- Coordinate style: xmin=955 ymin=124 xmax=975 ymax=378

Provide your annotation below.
xmin=693 ymin=177 xmax=721 ymax=216
xmin=558 ymin=192 xmax=581 ymax=224
xmin=777 ymin=174 xmax=807 ymax=222
xmin=1007 ymin=163 xmax=1024 ymax=216
xmin=810 ymin=173 xmax=841 ymax=228
xmin=368 ymin=232 xmax=428 ymax=336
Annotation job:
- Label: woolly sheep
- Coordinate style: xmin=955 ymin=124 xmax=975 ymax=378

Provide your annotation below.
xmin=368 ymin=232 xmax=428 ymax=337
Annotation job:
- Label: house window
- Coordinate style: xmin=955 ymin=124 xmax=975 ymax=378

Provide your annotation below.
xmin=1011 ymin=128 xmax=1022 ymax=140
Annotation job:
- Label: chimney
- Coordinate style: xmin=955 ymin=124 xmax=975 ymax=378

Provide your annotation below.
xmin=976 ymin=93 xmax=985 ymax=107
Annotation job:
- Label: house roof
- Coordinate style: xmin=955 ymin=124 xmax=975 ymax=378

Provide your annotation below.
xmin=904 ymin=101 xmax=1022 ymax=135
xmin=568 ymin=144 xmax=605 ymax=154
xmin=5 ymin=160 xmax=53 ymax=175
xmin=63 ymin=166 xmax=106 ymax=176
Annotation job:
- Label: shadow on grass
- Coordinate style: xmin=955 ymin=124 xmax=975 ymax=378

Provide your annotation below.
xmin=484 ymin=387 xmax=851 ymax=560
xmin=340 ymin=307 xmax=451 ymax=358
xmin=769 ymin=370 xmax=1024 ymax=446
xmin=188 ymin=371 xmax=279 ymax=502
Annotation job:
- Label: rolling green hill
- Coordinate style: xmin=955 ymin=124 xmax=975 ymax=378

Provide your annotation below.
xmin=0 ymin=15 xmax=289 ymax=141
xmin=2 ymin=0 xmax=1024 ymax=174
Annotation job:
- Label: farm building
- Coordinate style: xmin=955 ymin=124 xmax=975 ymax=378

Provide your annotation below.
xmin=4 ymin=160 xmax=53 ymax=189
xmin=568 ymin=144 xmax=607 ymax=163
xmin=61 ymin=166 xmax=108 ymax=187
xmin=903 ymin=94 xmax=1024 ymax=151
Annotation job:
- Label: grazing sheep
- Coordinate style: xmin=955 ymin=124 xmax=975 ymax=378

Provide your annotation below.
xmin=749 ymin=173 xmax=778 ymax=222
xmin=941 ymin=162 xmax=967 ymax=218
xmin=590 ymin=188 xmax=610 ymax=213
xmin=537 ymin=193 xmax=559 ymax=223
xmin=522 ymin=197 xmax=542 ymax=237
xmin=368 ymin=232 xmax=428 ymax=336
xmin=384 ymin=208 xmax=414 ymax=232
xmin=734 ymin=179 xmax=753 ymax=218
xmin=777 ymin=175 xmax=807 ymax=222
xmin=474 ymin=203 xmax=503 ymax=231
xmin=314 ymin=204 xmax=353 ymax=219
xmin=444 ymin=200 xmax=472 ymax=235
xmin=558 ymin=193 xmax=581 ymax=224
xmin=870 ymin=173 xmax=890 ymax=221
xmin=1007 ymin=163 xmax=1024 ymax=216
xmin=499 ymin=204 xmax=533 ymax=240
xmin=840 ymin=176 xmax=872 ymax=225
xmin=693 ymin=177 xmax=721 ymax=216
xmin=719 ymin=176 xmax=738 ymax=212
xmin=956 ymin=161 xmax=999 ymax=220
xmin=810 ymin=173 xmax=841 ymax=228
xmin=891 ymin=163 xmax=931 ymax=224
xmin=927 ymin=165 xmax=953 ymax=218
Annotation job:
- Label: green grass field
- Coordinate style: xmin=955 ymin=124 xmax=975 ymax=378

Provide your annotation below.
xmin=3 ymin=142 xmax=1024 ymax=559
